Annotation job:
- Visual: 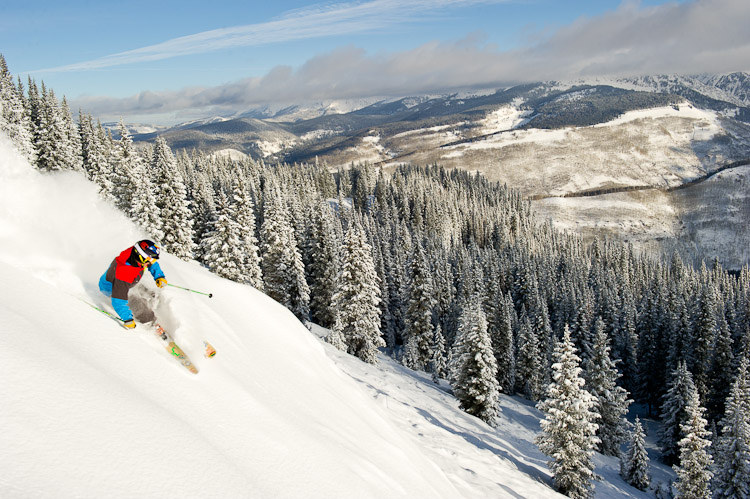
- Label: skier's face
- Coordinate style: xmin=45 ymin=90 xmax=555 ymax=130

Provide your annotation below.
xmin=137 ymin=253 xmax=156 ymax=266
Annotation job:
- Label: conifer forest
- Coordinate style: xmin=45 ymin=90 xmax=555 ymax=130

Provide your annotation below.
xmin=2 ymin=55 xmax=749 ymax=497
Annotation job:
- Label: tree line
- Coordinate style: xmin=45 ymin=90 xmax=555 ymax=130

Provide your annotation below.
xmin=2 ymin=55 xmax=748 ymax=498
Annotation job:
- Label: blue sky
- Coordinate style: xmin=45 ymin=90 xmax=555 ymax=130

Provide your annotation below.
xmin=2 ymin=0 xmax=747 ymax=124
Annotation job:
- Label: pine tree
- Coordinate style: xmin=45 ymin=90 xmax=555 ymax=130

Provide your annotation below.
xmin=613 ymin=291 xmax=639 ymax=395
xmin=199 ymin=191 xmax=244 ymax=280
xmin=659 ymin=361 xmax=698 ymax=465
xmin=515 ymin=309 xmax=543 ymax=401
xmin=430 ymin=325 xmax=447 ymax=383
xmin=712 ymin=358 xmax=750 ymax=498
xmin=0 ymin=55 xmax=35 ymax=161
xmin=260 ymin=182 xmax=310 ymax=321
xmin=492 ymin=291 xmax=515 ymax=393
xmin=59 ymin=97 xmax=82 ymax=172
xmin=79 ymin=113 xmax=114 ymax=200
xmin=326 ymin=311 xmax=347 ymax=352
xmin=402 ymin=240 xmax=436 ymax=371
xmin=535 ymin=325 xmax=600 ymax=499
xmin=691 ymin=284 xmax=718 ymax=402
xmin=673 ymin=388 xmax=713 ymax=499
xmin=152 ymin=137 xmax=194 ymax=259
xmin=584 ymin=317 xmax=632 ymax=456
xmin=111 ymin=119 xmax=139 ymax=214
xmin=331 ymin=218 xmax=384 ymax=364
xmin=34 ymin=85 xmax=67 ymax=171
xmin=708 ymin=312 xmax=735 ymax=422
xmin=307 ymin=201 xmax=339 ymax=327
xmin=637 ymin=285 xmax=668 ymax=416
xmin=231 ymin=176 xmax=263 ymax=289
xmin=128 ymin=158 xmax=163 ymax=241
xmin=667 ymin=295 xmax=693 ymax=374
xmin=620 ymin=417 xmax=651 ymax=491
xmin=450 ymin=297 xmax=500 ymax=425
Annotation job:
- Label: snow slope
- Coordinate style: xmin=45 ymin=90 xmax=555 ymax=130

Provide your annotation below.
xmin=0 ymin=134 xmax=669 ymax=498
xmin=0 ymin=135 xmax=459 ymax=498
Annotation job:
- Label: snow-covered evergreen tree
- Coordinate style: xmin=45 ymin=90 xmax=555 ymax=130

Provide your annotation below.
xmin=673 ymin=387 xmax=713 ymax=499
xmin=128 ymin=158 xmax=163 ymax=241
xmin=34 ymin=85 xmax=67 ymax=172
xmin=712 ymin=357 xmax=750 ymax=498
xmin=535 ymin=325 xmax=600 ymax=499
xmin=260 ymin=182 xmax=310 ymax=322
xmin=331 ymin=218 xmax=384 ymax=364
xmin=450 ymin=297 xmax=500 ymax=425
xmin=200 ymin=191 xmax=244 ymax=280
xmin=691 ymin=284 xmax=718 ymax=402
xmin=637 ymin=284 xmax=669 ymax=416
xmin=0 ymin=55 xmax=35 ymax=161
xmin=402 ymin=240 xmax=436 ymax=372
xmin=326 ymin=310 xmax=347 ymax=352
xmin=515 ymin=309 xmax=543 ymax=401
xmin=152 ymin=137 xmax=194 ymax=259
xmin=231 ymin=176 xmax=263 ymax=289
xmin=660 ymin=361 xmax=698 ymax=465
xmin=59 ymin=97 xmax=82 ymax=172
xmin=492 ymin=292 xmax=515 ymax=394
xmin=620 ymin=417 xmax=651 ymax=491
xmin=111 ymin=119 xmax=139 ymax=214
xmin=430 ymin=325 xmax=447 ymax=383
xmin=79 ymin=113 xmax=114 ymax=200
xmin=584 ymin=317 xmax=632 ymax=456
xmin=707 ymin=312 xmax=734 ymax=421
xmin=307 ymin=201 xmax=339 ymax=327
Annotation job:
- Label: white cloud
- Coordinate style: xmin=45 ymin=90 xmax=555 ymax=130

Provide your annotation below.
xmin=72 ymin=0 xmax=750 ymax=120
xmin=38 ymin=0 xmax=501 ymax=72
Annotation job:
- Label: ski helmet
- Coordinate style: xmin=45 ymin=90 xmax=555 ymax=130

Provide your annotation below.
xmin=134 ymin=239 xmax=160 ymax=264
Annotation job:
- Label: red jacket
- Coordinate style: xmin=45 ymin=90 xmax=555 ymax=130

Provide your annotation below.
xmin=104 ymin=247 xmax=164 ymax=300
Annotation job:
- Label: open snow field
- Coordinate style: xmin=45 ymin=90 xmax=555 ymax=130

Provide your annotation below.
xmin=534 ymin=165 xmax=750 ymax=268
xmin=438 ymin=104 xmax=733 ymax=197
xmin=0 ymin=135 xmax=671 ymax=498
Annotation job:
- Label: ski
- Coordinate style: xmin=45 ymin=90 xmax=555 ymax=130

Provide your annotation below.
xmin=203 ymin=341 xmax=217 ymax=358
xmin=153 ymin=324 xmax=199 ymax=374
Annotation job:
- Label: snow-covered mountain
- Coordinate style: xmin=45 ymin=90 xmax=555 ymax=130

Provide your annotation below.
xmin=239 ymin=97 xmax=388 ymax=122
xmin=625 ymin=72 xmax=750 ymax=108
xmin=0 ymin=134 xmax=673 ymax=497
xmin=124 ymin=73 xmax=750 ymax=269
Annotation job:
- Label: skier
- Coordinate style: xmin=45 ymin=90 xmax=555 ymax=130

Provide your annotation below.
xmin=99 ymin=239 xmax=167 ymax=329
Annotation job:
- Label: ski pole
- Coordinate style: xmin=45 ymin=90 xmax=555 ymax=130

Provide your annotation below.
xmin=167 ymin=283 xmax=213 ymax=298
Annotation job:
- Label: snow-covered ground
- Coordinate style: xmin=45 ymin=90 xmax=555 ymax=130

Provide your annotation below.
xmin=478 ymin=102 xmax=532 ymax=134
xmin=534 ymin=189 xmax=679 ymax=243
xmin=256 ymin=138 xmax=290 ymax=158
xmin=208 ymin=148 xmax=249 ymax=161
xmin=533 ymin=165 xmax=750 ymax=268
xmin=0 ymin=135 xmax=671 ymax=497
xmin=438 ymin=104 xmax=732 ymax=196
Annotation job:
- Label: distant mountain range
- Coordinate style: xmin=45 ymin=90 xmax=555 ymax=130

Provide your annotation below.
xmin=124 ymin=72 xmax=750 ymax=161
xmin=121 ymin=72 xmax=750 ymax=268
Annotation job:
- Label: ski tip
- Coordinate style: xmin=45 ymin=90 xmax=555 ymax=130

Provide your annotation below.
xmin=204 ymin=342 xmax=217 ymax=358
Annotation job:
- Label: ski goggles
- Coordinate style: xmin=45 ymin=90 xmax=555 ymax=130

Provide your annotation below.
xmin=134 ymin=243 xmax=159 ymax=265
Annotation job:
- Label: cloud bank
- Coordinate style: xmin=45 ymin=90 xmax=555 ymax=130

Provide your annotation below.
xmin=73 ymin=0 xmax=750 ymax=120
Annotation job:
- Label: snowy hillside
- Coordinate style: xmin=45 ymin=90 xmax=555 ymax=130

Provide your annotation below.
xmin=0 ymin=134 xmax=671 ymax=498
